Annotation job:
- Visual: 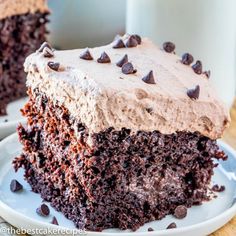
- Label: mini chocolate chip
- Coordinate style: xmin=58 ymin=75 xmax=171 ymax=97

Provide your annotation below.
xmin=97 ymin=52 xmax=111 ymax=63
xmin=116 ymin=54 xmax=128 ymax=67
xmin=42 ymin=47 xmax=54 ymax=58
xmin=112 ymin=39 xmax=125 ymax=49
xmin=51 ymin=216 xmax=59 ymax=225
xmin=80 ymin=48 xmax=93 ymax=60
xmin=148 ymin=227 xmax=154 ymax=231
xmin=142 ymin=70 xmax=156 ymax=84
xmin=203 ymin=70 xmax=211 ymax=78
xmin=4 ymin=119 xmax=8 ymax=122
xmin=192 ymin=60 xmax=202 ymax=74
xmin=125 ymin=35 xmax=138 ymax=47
xmin=38 ymin=42 xmax=52 ymax=52
xmin=133 ymin=34 xmax=142 ymax=44
xmin=174 ymin=205 xmax=187 ymax=219
xmin=181 ymin=53 xmax=194 ymax=65
xmin=10 ymin=179 xmax=23 ymax=192
xmin=122 ymin=62 xmax=137 ymax=74
xmin=146 ymin=108 xmax=153 ymax=114
xmin=36 ymin=204 xmax=50 ymax=217
xmin=212 ymin=184 xmax=225 ymax=192
xmin=166 ymin=222 xmax=177 ymax=229
xmin=187 ymin=85 xmax=200 ymax=100
xmin=163 ymin=41 xmax=175 ymax=53
xmin=47 ymin=61 xmax=60 ymax=71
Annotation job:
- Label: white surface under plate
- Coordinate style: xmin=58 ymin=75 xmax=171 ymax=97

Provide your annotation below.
xmin=0 ymin=98 xmax=27 ymax=140
xmin=0 ymin=133 xmax=236 ymax=236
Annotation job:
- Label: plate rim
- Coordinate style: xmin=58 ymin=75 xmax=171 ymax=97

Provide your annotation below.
xmin=0 ymin=133 xmax=236 ymax=235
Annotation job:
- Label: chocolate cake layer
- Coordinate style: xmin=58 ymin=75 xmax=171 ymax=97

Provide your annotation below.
xmin=0 ymin=12 xmax=48 ymax=115
xmin=14 ymin=89 xmax=227 ymax=231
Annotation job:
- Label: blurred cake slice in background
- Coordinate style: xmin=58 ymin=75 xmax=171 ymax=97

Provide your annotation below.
xmin=0 ymin=0 xmax=49 ymax=115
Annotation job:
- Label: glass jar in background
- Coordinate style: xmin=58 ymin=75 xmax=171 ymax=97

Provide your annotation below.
xmin=47 ymin=0 xmax=126 ymax=49
xmin=126 ymin=0 xmax=236 ymax=108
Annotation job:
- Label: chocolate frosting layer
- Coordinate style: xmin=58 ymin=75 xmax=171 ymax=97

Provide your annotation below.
xmin=0 ymin=0 xmax=49 ymax=20
xmin=24 ymin=35 xmax=230 ymax=139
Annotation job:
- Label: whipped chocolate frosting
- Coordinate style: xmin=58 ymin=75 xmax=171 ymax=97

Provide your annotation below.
xmin=0 ymin=0 xmax=49 ymax=20
xmin=24 ymin=36 xmax=230 ymax=140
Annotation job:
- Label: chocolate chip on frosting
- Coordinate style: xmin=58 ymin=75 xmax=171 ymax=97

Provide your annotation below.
xmin=192 ymin=60 xmax=202 ymax=74
xmin=97 ymin=52 xmax=111 ymax=63
xmin=133 ymin=34 xmax=142 ymax=44
xmin=146 ymin=107 xmax=153 ymax=114
xmin=122 ymin=62 xmax=137 ymax=74
xmin=47 ymin=61 xmax=61 ymax=71
xmin=187 ymin=85 xmax=200 ymax=100
xmin=116 ymin=54 xmax=128 ymax=67
xmin=112 ymin=39 xmax=125 ymax=49
xmin=203 ymin=70 xmax=211 ymax=78
xmin=181 ymin=53 xmax=194 ymax=65
xmin=80 ymin=48 xmax=93 ymax=60
xmin=142 ymin=70 xmax=156 ymax=84
xmin=38 ymin=41 xmax=52 ymax=53
xmin=42 ymin=47 xmax=54 ymax=58
xmin=163 ymin=41 xmax=175 ymax=53
xmin=125 ymin=35 xmax=138 ymax=48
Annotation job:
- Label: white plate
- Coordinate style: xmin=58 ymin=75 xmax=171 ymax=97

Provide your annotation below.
xmin=0 ymin=133 xmax=236 ymax=236
xmin=0 ymin=98 xmax=27 ymax=140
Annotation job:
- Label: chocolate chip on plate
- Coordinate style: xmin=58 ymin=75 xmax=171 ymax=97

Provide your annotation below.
xmin=166 ymin=222 xmax=177 ymax=229
xmin=38 ymin=42 xmax=52 ymax=53
xmin=116 ymin=54 xmax=128 ymax=67
xmin=47 ymin=61 xmax=60 ymax=71
xmin=163 ymin=41 xmax=175 ymax=53
xmin=181 ymin=53 xmax=194 ymax=65
xmin=174 ymin=205 xmax=187 ymax=219
xmin=97 ymin=52 xmax=111 ymax=63
xmin=142 ymin=70 xmax=156 ymax=84
xmin=192 ymin=60 xmax=202 ymax=74
xmin=122 ymin=62 xmax=137 ymax=74
xmin=187 ymin=85 xmax=200 ymax=100
xmin=203 ymin=70 xmax=211 ymax=78
xmin=112 ymin=39 xmax=125 ymax=49
xmin=80 ymin=48 xmax=93 ymax=60
xmin=148 ymin=227 xmax=154 ymax=231
xmin=36 ymin=204 xmax=50 ymax=217
xmin=10 ymin=179 xmax=23 ymax=192
xmin=51 ymin=216 xmax=59 ymax=225
xmin=125 ymin=35 xmax=138 ymax=48
xmin=212 ymin=184 xmax=225 ymax=192
xmin=132 ymin=34 xmax=142 ymax=44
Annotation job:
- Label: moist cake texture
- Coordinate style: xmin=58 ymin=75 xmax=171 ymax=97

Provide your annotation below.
xmin=14 ymin=35 xmax=230 ymax=231
xmin=0 ymin=0 xmax=48 ymax=115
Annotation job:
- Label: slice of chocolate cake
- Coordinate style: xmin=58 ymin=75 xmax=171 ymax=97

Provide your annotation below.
xmin=13 ymin=35 xmax=230 ymax=231
xmin=0 ymin=0 xmax=49 ymax=115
